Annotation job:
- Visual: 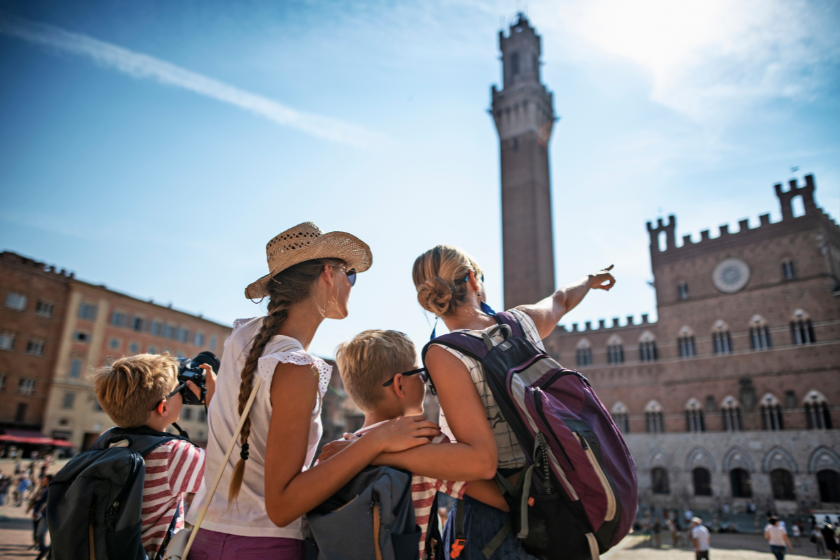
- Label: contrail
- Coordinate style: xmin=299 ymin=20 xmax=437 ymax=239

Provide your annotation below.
xmin=0 ymin=15 xmax=382 ymax=148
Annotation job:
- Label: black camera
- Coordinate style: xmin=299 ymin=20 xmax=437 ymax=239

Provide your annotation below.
xmin=175 ymin=351 xmax=220 ymax=405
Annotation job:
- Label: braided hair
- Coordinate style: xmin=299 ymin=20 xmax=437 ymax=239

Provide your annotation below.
xmin=228 ymin=257 xmax=343 ymax=505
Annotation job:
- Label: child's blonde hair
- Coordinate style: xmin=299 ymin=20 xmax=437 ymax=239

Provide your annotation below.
xmin=90 ymin=353 xmax=179 ymax=428
xmin=335 ymin=330 xmax=417 ymax=412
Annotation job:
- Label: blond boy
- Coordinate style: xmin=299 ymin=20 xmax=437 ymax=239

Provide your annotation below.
xmin=91 ymin=353 xmax=215 ymax=556
xmin=334 ymin=330 xmax=507 ymax=559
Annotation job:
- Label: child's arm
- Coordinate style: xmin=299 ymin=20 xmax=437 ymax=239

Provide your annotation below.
xmin=464 ymin=479 xmax=509 ymax=512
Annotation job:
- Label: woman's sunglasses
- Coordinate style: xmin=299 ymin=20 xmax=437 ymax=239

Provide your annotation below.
xmin=345 ymin=268 xmax=357 ymax=287
xmin=382 ymin=368 xmax=428 ymax=387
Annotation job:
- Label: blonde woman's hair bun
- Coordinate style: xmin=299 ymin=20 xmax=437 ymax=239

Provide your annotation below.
xmin=417 ymin=276 xmax=456 ymax=316
xmin=412 ymin=245 xmax=483 ymax=317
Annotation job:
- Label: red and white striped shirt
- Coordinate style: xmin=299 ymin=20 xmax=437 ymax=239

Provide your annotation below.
xmin=140 ymin=440 xmax=204 ymax=555
xmin=356 ymin=424 xmax=469 ymax=558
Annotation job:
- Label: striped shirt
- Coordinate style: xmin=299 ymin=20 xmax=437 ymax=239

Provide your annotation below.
xmin=138 ymin=440 xmax=205 ymax=555
xmin=356 ymin=424 xmax=469 ymax=558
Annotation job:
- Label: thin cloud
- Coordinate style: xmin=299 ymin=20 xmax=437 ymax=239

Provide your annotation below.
xmin=0 ymin=14 xmax=383 ymax=148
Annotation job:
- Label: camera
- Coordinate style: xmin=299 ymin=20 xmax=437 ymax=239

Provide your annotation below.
xmin=175 ymin=351 xmax=220 ymax=405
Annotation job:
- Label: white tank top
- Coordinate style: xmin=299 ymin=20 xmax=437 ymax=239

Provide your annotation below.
xmin=185 ymin=317 xmax=331 ymax=538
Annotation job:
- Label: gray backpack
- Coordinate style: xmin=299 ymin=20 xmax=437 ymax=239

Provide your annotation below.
xmin=46 ymin=427 xmax=192 ymax=560
xmin=307 ymin=466 xmax=432 ymax=560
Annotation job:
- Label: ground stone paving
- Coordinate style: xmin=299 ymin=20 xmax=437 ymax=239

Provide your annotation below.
xmin=605 ymin=534 xmax=830 ymax=560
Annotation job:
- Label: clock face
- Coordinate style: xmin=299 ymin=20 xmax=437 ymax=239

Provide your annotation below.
xmin=712 ymin=258 xmax=750 ymax=293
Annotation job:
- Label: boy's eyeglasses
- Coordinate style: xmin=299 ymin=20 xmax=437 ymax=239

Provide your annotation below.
xmin=150 ymin=383 xmax=186 ymax=411
xmin=345 ymin=269 xmax=357 ymax=287
xmin=382 ymin=368 xmax=428 ymax=387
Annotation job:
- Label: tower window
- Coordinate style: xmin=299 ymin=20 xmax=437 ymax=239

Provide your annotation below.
xmin=511 ymin=52 xmax=520 ymax=75
xmin=712 ymin=328 xmax=733 ymax=354
xmin=782 ymin=260 xmax=796 ymax=279
xmin=749 ymin=316 xmax=772 ymax=350
xmin=790 ymin=318 xmax=815 ymax=345
xmin=678 ymin=282 xmax=689 ymax=300
xmin=678 ymin=335 xmax=696 ymax=358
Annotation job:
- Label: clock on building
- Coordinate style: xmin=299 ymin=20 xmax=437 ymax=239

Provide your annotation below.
xmin=712 ymin=258 xmax=750 ymax=293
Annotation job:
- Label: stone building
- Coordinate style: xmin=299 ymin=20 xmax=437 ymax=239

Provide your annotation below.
xmin=0 ymin=251 xmax=231 ymax=451
xmin=542 ymin=176 xmax=840 ymax=514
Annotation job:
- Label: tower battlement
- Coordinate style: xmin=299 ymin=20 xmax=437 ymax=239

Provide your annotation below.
xmin=646 ymin=174 xmax=837 ymax=258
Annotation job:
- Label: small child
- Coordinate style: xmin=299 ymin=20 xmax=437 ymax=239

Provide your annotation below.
xmin=335 ymin=330 xmax=508 ymax=559
xmin=91 ymin=353 xmax=214 ymax=556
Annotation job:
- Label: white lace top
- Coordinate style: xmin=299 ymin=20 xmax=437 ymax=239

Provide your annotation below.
xmin=432 ymin=308 xmax=544 ymax=471
xmin=185 ymin=316 xmax=331 ymax=539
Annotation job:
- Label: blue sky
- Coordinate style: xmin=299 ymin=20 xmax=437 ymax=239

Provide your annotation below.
xmin=1 ymin=0 xmax=838 ymax=358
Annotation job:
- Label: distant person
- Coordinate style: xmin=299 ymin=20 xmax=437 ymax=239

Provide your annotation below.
xmin=831 ymin=523 xmax=840 ymax=560
xmin=791 ymin=522 xmax=800 ymax=546
xmin=812 ymin=526 xmax=826 ymax=556
xmin=691 ymin=517 xmax=710 ymax=560
xmin=667 ymin=518 xmax=679 ymax=547
xmin=652 ymin=517 xmax=662 ymax=548
xmin=27 ymin=474 xmax=52 ymax=560
xmin=765 ymin=516 xmax=792 ymax=560
xmin=16 ymin=475 xmax=31 ymax=506
xmin=685 ymin=508 xmax=694 ymax=524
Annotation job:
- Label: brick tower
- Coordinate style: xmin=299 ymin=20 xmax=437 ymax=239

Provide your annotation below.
xmin=492 ymin=13 xmax=557 ymax=308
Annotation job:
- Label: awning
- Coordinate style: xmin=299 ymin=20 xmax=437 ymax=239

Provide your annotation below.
xmin=0 ymin=431 xmax=74 ymax=447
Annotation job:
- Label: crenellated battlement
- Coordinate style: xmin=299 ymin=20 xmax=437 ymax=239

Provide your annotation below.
xmin=646 ymin=174 xmax=837 ymax=257
xmin=556 ymin=313 xmax=654 ymax=334
xmin=0 ymin=251 xmax=74 ymax=278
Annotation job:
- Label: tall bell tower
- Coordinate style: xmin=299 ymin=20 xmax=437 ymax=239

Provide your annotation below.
xmin=491 ymin=13 xmax=556 ymax=309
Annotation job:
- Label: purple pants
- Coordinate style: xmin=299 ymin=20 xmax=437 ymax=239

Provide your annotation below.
xmin=187 ymin=528 xmax=304 ymax=560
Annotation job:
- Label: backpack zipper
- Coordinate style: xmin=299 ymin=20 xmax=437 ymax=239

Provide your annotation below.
xmin=574 ymin=431 xmax=616 ymax=521
xmin=533 ymin=388 xmax=575 ymax=470
xmin=531 ymin=389 xmax=578 ymax=500
xmin=105 ymin=452 xmax=142 ymax=531
xmin=88 ymin=495 xmax=97 ymax=560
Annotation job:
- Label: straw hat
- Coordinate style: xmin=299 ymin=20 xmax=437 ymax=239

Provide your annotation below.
xmin=244 ymin=222 xmax=372 ymax=299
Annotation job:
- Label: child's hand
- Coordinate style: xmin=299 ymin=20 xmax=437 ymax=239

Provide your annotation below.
xmin=317 ymin=439 xmax=353 ymax=462
xmin=187 ymin=364 xmax=217 ymax=406
xmin=366 ymin=415 xmax=440 ymax=454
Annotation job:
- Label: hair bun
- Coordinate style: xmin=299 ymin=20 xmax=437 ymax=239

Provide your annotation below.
xmin=417 ymin=276 xmax=455 ymax=316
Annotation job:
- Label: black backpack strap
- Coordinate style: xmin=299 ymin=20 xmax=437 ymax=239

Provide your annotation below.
xmin=91 ymin=426 xmax=195 ymax=457
xmin=450 ymin=498 xmax=467 ymax=558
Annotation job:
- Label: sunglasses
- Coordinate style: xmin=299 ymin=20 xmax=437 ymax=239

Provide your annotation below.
xmin=464 ymin=271 xmax=485 ymax=283
xmin=345 ymin=268 xmax=357 ymax=287
xmin=382 ymin=368 xmax=428 ymax=387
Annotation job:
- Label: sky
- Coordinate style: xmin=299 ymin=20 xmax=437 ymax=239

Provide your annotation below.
xmin=1 ymin=0 xmax=839 ymax=358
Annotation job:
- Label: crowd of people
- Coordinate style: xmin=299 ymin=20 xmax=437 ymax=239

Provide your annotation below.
xmin=0 ymin=460 xmax=54 ymax=559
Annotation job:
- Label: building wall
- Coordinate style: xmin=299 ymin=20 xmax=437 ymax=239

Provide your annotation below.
xmin=543 ymin=176 xmax=840 ymax=512
xmin=43 ymin=280 xmax=231 ymax=449
xmin=0 ymin=253 xmax=71 ymax=430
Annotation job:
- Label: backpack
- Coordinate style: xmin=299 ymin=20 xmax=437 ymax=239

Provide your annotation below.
xmin=307 ymin=465 xmax=438 ymax=560
xmin=47 ymin=426 xmax=193 ymax=560
xmin=422 ymin=312 xmax=637 ymax=560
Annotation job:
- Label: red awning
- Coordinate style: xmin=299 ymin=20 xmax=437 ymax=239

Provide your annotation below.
xmin=0 ymin=434 xmax=74 ymax=447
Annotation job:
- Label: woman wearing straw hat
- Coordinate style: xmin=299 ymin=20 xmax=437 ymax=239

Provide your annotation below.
xmin=185 ymin=223 xmax=440 ymax=559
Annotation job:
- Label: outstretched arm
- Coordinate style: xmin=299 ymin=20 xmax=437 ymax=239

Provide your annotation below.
xmin=517 ymin=266 xmax=616 ymax=339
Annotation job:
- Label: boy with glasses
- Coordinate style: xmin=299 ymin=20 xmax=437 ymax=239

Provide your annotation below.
xmin=331 ymin=330 xmax=507 ymax=559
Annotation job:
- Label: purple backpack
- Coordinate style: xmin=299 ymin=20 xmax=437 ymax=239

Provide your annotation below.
xmin=423 ymin=312 xmax=637 ymax=560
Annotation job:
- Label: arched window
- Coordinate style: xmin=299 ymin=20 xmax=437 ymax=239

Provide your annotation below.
xmin=576 ymin=339 xmax=592 ymax=367
xmin=804 ymin=390 xmax=833 ymax=430
xmin=761 ymin=394 xmax=785 ymax=431
xmin=639 ymin=331 xmax=658 ymax=362
xmin=730 ymin=468 xmax=752 ymax=498
xmin=645 ymin=401 xmax=664 ymax=434
xmin=749 ymin=315 xmax=772 ymax=350
xmin=607 ymin=335 xmax=625 ymax=365
xmin=651 ymin=467 xmax=670 ymax=494
xmin=817 ymin=470 xmax=840 ymax=503
xmin=685 ymin=399 xmax=705 ymax=433
xmin=693 ymin=467 xmax=712 ymax=496
xmin=770 ymin=469 xmax=796 ymax=500
xmin=721 ymin=396 xmax=742 ymax=432
xmin=782 ymin=260 xmax=796 ymax=280
xmin=790 ymin=309 xmax=816 ymax=345
xmin=712 ymin=321 xmax=733 ymax=354
xmin=678 ymin=326 xmax=696 ymax=358
xmin=611 ymin=402 xmax=629 ymax=434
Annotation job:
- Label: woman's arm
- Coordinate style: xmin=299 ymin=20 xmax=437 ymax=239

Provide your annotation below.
xmin=517 ymin=266 xmax=616 ymax=339
xmin=371 ymin=346 xmax=498 ymax=481
xmin=264 ymin=362 xmax=439 ymax=527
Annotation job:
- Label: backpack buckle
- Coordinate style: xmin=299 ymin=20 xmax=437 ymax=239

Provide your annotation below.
xmin=450 ymin=537 xmax=466 ymax=558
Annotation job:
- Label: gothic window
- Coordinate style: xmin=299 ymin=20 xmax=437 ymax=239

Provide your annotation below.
xmin=760 ymin=394 xmax=785 ymax=431
xmin=730 ymin=468 xmax=752 ymax=498
xmin=678 ymin=282 xmax=689 ymax=300
xmin=749 ymin=316 xmax=772 ymax=350
xmin=639 ymin=331 xmax=657 ymax=362
xmin=511 ymin=52 xmax=520 ymax=75
xmin=576 ymin=339 xmax=592 ymax=367
xmin=712 ymin=321 xmax=733 ymax=354
xmin=611 ymin=402 xmax=629 ymax=434
xmin=790 ymin=310 xmax=816 ymax=345
xmin=721 ymin=396 xmax=742 ymax=432
xmin=685 ymin=399 xmax=706 ymax=433
xmin=782 ymin=260 xmax=796 ymax=280
xmin=607 ymin=336 xmax=624 ymax=365
xmin=770 ymin=469 xmax=796 ymax=501
xmin=645 ymin=401 xmax=665 ymax=434
xmin=804 ymin=391 xmax=833 ymax=430
xmin=651 ymin=467 xmax=670 ymax=494
xmin=817 ymin=471 xmax=840 ymax=503
xmin=693 ymin=468 xmax=712 ymax=496
xmin=678 ymin=326 xmax=696 ymax=358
